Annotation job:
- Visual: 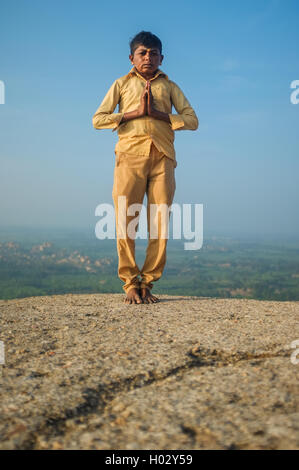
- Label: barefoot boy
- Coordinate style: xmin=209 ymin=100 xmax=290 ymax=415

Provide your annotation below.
xmin=92 ymin=31 xmax=198 ymax=304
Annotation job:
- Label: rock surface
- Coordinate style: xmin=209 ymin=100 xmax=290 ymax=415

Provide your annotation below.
xmin=0 ymin=293 xmax=298 ymax=450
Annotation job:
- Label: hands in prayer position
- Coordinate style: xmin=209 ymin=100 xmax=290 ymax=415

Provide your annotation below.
xmin=121 ymin=81 xmax=171 ymax=125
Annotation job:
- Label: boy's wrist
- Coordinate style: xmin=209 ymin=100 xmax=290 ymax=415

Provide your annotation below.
xmin=149 ymin=108 xmax=171 ymax=123
xmin=136 ymin=108 xmax=147 ymax=118
xmin=121 ymin=109 xmax=144 ymax=123
xmin=149 ymin=108 xmax=159 ymax=118
xmin=121 ymin=108 xmax=170 ymax=123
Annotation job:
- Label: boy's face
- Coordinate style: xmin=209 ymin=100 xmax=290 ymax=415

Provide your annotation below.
xmin=129 ymin=45 xmax=163 ymax=78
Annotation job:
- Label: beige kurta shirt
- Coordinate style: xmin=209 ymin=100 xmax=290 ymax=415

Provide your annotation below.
xmin=92 ymin=66 xmax=198 ymax=167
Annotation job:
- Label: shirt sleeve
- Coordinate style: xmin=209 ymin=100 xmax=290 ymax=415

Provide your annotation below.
xmin=168 ymin=81 xmax=199 ymax=131
xmin=92 ymin=80 xmax=124 ymax=131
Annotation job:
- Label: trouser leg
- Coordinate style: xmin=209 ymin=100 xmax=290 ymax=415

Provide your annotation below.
xmin=112 ymin=152 xmax=149 ymax=293
xmin=140 ymin=147 xmax=176 ymax=291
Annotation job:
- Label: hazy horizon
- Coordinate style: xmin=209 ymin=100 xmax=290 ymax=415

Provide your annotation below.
xmin=1 ymin=223 xmax=299 ymax=246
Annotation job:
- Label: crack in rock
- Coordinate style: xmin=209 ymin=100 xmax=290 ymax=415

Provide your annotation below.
xmin=18 ymin=346 xmax=289 ymax=449
xmin=187 ymin=345 xmax=289 ymax=366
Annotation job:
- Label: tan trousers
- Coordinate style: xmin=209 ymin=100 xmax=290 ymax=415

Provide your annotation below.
xmin=112 ymin=143 xmax=176 ymax=293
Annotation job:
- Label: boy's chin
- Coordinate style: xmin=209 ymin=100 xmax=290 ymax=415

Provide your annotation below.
xmin=139 ymin=66 xmax=157 ymax=74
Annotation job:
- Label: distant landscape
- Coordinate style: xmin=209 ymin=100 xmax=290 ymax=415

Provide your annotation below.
xmin=0 ymin=227 xmax=299 ymax=301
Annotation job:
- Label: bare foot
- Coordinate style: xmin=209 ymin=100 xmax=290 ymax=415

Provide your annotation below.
xmin=124 ymin=287 xmax=143 ymax=304
xmin=140 ymin=287 xmax=159 ymax=304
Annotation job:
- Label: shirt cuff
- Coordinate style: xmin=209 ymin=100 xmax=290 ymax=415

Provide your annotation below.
xmin=112 ymin=113 xmax=125 ymax=132
xmin=168 ymin=114 xmax=185 ymax=130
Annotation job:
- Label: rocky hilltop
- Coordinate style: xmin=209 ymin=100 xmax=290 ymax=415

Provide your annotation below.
xmin=0 ymin=293 xmax=298 ymax=450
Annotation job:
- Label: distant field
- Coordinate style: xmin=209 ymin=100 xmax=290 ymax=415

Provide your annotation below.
xmin=0 ymin=227 xmax=299 ymax=300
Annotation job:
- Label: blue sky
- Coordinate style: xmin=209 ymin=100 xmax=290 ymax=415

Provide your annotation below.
xmin=1 ymin=0 xmax=299 ymax=238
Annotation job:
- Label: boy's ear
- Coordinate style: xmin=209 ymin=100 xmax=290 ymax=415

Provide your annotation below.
xmin=160 ymin=54 xmax=164 ymax=64
xmin=129 ymin=54 xmax=134 ymax=64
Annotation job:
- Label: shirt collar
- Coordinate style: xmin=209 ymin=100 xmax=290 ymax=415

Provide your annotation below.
xmin=127 ymin=66 xmax=169 ymax=81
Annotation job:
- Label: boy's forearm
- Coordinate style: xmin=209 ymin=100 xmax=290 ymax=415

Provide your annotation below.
xmin=119 ymin=109 xmax=142 ymax=124
xmin=120 ymin=109 xmax=171 ymax=124
xmin=149 ymin=109 xmax=171 ymax=123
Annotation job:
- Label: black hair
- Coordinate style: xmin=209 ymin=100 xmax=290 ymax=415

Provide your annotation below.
xmin=129 ymin=31 xmax=162 ymax=55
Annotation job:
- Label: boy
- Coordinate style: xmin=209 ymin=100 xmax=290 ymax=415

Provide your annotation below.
xmin=92 ymin=31 xmax=198 ymax=304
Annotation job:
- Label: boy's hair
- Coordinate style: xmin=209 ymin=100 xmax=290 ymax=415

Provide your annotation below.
xmin=129 ymin=31 xmax=162 ymax=55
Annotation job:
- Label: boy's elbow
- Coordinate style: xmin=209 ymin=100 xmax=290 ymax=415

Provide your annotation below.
xmin=92 ymin=114 xmax=102 ymax=129
xmin=190 ymin=116 xmax=199 ymax=131
xmin=92 ymin=115 xmax=97 ymax=129
xmin=183 ymin=110 xmax=199 ymax=131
